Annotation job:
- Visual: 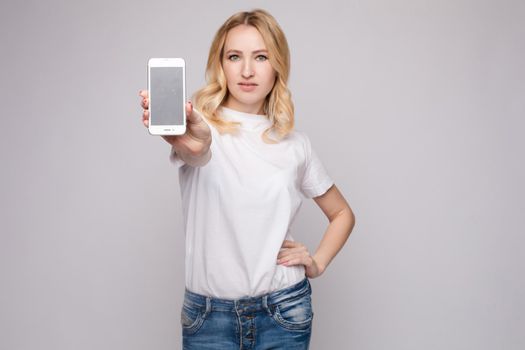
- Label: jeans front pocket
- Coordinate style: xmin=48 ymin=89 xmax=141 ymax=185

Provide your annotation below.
xmin=180 ymin=299 xmax=207 ymax=336
xmin=271 ymin=292 xmax=314 ymax=332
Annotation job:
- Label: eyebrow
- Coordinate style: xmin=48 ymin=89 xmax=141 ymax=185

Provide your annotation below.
xmin=224 ymin=49 xmax=268 ymax=54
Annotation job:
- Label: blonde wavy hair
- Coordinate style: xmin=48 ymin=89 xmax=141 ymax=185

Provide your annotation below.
xmin=192 ymin=9 xmax=294 ymax=144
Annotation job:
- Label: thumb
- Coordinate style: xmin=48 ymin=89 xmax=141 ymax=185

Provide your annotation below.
xmin=186 ymin=101 xmax=202 ymax=124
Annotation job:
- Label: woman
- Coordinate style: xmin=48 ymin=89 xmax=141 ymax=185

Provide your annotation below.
xmin=139 ymin=9 xmax=355 ymax=350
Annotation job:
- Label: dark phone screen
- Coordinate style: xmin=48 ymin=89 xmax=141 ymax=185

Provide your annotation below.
xmin=149 ymin=67 xmax=184 ymax=126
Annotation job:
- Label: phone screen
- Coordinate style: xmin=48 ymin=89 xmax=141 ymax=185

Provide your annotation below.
xmin=150 ymin=67 xmax=184 ymax=126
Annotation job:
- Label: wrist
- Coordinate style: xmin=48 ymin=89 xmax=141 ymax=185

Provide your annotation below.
xmin=313 ymin=255 xmax=327 ymax=275
xmin=184 ymin=147 xmax=212 ymax=167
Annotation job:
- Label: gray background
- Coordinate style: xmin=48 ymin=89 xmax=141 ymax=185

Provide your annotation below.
xmin=1 ymin=0 xmax=524 ymax=349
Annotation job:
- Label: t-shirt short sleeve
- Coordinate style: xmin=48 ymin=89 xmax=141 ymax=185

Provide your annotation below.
xmin=169 ymin=145 xmax=186 ymax=168
xmin=300 ymin=133 xmax=334 ymax=199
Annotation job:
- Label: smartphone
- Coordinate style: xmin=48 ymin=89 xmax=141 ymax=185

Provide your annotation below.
xmin=147 ymin=58 xmax=186 ymax=135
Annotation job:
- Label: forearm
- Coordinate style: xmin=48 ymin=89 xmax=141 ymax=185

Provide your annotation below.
xmin=312 ymin=208 xmax=355 ymax=274
xmin=179 ymin=146 xmax=212 ymax=167
xmin=170 ymin=135 xmax=212 ymax=167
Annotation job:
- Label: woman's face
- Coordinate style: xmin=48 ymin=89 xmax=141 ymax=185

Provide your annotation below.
xmin=222 ymin=24 xmax=276 ymax=114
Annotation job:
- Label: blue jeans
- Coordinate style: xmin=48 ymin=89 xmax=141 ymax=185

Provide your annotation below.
xmin=181 ymin=277 xmax=314 ymax=349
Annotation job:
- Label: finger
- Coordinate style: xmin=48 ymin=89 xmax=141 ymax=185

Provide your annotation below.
xmin=281 ymin=240 xmax=297 ymax=248
xmin=287 ymin=257 xmax=306 ymax=266
xmin=279 ymin=246 xmax=310 ymax=259
xmin=277 ymin=245 xmax=299 ymax=257
xmin=277 ymin=250 xmax=299 ymax=261
xmin=142 ymin=110 xmax=149 ymax=127
xmin=142 ymin=98 xmax=149 ymax=110
xmin=186 ymin=101 xmax=202 ymax=124
xmin=283 ymin=253 xmax=312 ymax=266
xmin=279 ymin=256 xmax=302 ymax=266
xmin=277 ymin=253 xmax=290 ymax=262
xmin=139 ymin=89 xmax=149 ymax=98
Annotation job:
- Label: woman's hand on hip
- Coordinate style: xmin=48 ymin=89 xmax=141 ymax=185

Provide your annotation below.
xmin=276 ymin=240 xmax=325 ymax=279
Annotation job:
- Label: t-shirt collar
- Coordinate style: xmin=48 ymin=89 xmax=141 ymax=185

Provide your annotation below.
xmin=219 ymin=106 xmax=272 ymax=130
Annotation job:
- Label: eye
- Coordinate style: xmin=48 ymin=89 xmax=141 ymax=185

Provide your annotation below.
xmin=256 ymin=55 xmax=268 ymax=61
xmin=227 ymin=54 xmax=240 ymax=61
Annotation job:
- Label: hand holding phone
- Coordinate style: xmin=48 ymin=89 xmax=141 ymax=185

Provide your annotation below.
xmin=147 ymin=58 xmax=186 ymax=135
xmin=139 ymin=90 xmax=211 ymax=163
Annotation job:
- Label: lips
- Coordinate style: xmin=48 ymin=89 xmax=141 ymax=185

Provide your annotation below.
xmin=238 ymin=82 xmax=258 ymax=92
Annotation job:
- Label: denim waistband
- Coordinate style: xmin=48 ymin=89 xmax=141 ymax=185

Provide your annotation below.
xmin=183 ymin=277 xmax=311 ymax=312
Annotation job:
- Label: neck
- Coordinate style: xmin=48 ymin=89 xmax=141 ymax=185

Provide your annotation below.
xmin=222 ymin=97 xmax=265 ymax=115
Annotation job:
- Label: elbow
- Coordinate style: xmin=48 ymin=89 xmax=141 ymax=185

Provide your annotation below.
xmin=339 ymin=206 xmax=356 ymax=234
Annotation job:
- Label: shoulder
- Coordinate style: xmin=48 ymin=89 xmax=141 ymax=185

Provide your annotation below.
xmin=284 ymin=129 xmax=311 ymax=152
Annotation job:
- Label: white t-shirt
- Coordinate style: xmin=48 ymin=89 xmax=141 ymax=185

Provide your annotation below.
xmin=170 ymin=106 xmax=334 ymax=299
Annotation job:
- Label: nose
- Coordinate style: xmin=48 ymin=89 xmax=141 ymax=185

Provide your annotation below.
xmin=241 ymin=59 xmax=254 ymax=78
